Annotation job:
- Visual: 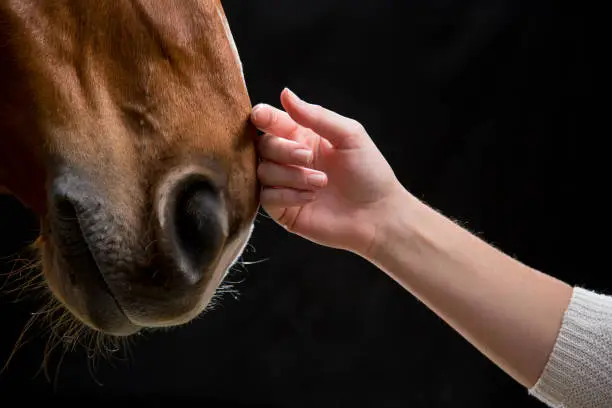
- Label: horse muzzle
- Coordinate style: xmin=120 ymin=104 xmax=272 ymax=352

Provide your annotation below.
xmin=42 ymin=165 xmax=251 ymax=336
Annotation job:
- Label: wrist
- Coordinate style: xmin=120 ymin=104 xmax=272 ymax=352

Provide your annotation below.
xmin=358 ymin=185 xmax=424 ymax=262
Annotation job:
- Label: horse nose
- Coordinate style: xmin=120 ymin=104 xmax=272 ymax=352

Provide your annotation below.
xmin=157 ymin=173 xmax=229 ymax=286
xmin=49 ymin=169 xmax=229 ymax=290
xmin=45 ymin=169 xmax=231 ymax=332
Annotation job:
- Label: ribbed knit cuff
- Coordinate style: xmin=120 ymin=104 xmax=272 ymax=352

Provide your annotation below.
xmin=529 ymin=287 xmax=612 ymax=408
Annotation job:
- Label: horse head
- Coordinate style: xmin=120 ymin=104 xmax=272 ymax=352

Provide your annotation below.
xmin=0 ymin=0 xmax=259 ymax=336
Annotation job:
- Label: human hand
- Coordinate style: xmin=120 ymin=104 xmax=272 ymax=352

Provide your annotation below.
xmin=251 ymin=88 xmax=408 ymax=256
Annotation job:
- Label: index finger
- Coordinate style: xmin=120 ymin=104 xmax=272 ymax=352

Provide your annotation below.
xmin=281 ymin=88 xmax=364 ymax=150
xmin=251 ymin=103 xmax=301 ymax=141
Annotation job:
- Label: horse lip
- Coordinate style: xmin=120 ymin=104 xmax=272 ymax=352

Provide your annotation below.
xmin=84 ymin=238 xmax=140 ymax=330
xmin=51 ymin=215 xmax=141 ymax=335
xmin=81 ymin=233 xmax=145 ymax=335
xmin=49 ymin=172 xmax=139 ymax=334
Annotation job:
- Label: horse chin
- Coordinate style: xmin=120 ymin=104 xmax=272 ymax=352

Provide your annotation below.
xmin=37 ymin=218 xmax=256 ymax=337
xmin=38 ymin=235 xmax=141 ymax=337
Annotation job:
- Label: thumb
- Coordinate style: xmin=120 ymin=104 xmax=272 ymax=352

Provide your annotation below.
xmin=280 ymin=88 xmax=365 ymax=149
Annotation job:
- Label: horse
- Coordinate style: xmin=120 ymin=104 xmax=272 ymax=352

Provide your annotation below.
xmin=0 ymin=0 xmax=259 ymax=341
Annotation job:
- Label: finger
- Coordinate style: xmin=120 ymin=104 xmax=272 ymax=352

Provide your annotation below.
xmin=280 ymin=88 xmax=364 ymax=149
xmin=260 ymin=187 xmax=317 ymax=208
xmin=251 ymin=103 xmax=301 ymax=141
xmin=258 ymin=161 xmax=328 ymax=191
xmin=258 ymin=133 xmax=313 ymax=167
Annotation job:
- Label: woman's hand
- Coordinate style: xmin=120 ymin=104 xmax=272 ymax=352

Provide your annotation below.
xmin=251 ymin=88 xmax=407 ymax=255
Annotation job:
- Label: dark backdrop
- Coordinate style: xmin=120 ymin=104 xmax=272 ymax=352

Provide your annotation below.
xmin=0 ymin=1 xmax=604 ymax=407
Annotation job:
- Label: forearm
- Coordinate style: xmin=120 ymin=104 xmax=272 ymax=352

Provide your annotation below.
xmin=364 ymin=188 xmax=573 ymax=388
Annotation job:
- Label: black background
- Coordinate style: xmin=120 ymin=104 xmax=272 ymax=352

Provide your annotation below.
xmin=0 ymin=1 xmax=605 ymax=407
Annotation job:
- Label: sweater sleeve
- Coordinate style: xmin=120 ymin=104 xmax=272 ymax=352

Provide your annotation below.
xmin=528 ymin=287 xmax=612 ymax=408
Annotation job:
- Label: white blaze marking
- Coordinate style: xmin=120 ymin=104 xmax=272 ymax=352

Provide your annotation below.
xmin=217 ymin=6 xmax=245 ymax=86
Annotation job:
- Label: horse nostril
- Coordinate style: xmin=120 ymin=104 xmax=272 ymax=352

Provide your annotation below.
xmin=55 ymin=195 xmax=78 ymax=225
xmin=49 ymin=175 xmax=104 ymax=288
xmin=52 ymin=194 xmax=88 ymax=255
xmin=170 ymin=177 xmax=228 ymax=282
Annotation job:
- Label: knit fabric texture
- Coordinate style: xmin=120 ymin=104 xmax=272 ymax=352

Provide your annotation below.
xmin=529 ymin=287 xmax=612 ymax=407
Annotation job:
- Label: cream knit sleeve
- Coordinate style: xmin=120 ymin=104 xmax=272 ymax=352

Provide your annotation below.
xmin=529 ymin=287 xmax=612 ymax=407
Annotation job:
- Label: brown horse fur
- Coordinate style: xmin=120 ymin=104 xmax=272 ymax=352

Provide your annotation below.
xmin=0 ymin=0 xmax=260 ymax=361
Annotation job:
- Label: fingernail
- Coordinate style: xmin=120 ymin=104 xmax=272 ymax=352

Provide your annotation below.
xmin=307 ymin=173 xmax=327 ymax=188
xmin=251 ymin=104 xmax=265 ymax=123
xmin=299 ymin=191 xmax=316 ymax=201
xmin=285 ymin=88 xmax=303 ymax=104
xmin=292 ymin=149 xmax=313 ymax=165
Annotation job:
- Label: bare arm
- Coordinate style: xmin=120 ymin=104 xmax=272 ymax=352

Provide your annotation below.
xmin=364 ymin=188 xmax=573 ymax=388
xmin=251 ymin=88 xmax=610 ymax=405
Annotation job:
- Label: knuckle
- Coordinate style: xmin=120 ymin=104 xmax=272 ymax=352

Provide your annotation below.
xmin=268 ymin=109 xmax=279 ymax=127
xmin=346 ymin=119 xmax=365 ymax=137
xmin=263 ymin=189 xmax=283 ymax=207
xmin=277 ymin=206 xmax=291 ymax=225
xmin=257 ymin=162 xmax=269 ymax=179
xmin=258 ymin=133 xmax=273 ymax=153
xmin=260 ymin=134 xmax=288 ymax=161
xmin=284 ymin=211 xmax=300 ymax=231
xmin=288 ymin=125 xmax=305 ymax=143
xmin=280 ymin=189 xmax=292 ymax=204
xmin=310 ymin=103 xmax=324 ymax=112
xmin=308 ymin=104 xmax=325 ymax=124
xmin=261 ymin=189 xmax=277 ymax=205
